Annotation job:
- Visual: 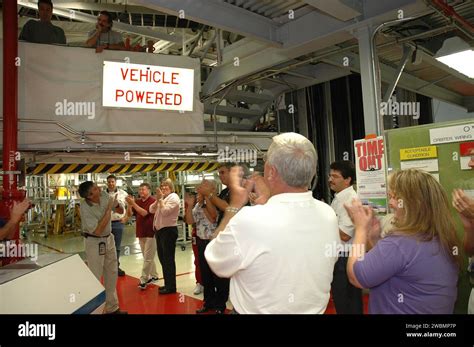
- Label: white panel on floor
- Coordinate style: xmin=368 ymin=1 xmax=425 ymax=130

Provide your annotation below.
xmin=0 ymin=254 xmax=105 ymax=314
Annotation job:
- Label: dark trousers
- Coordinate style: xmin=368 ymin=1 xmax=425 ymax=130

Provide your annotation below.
xmin=197 ymin=237 xmax=229 ymax=311
xmin=155 ymin=226 xmax=178 ymax=291
xmin=191 ymin=227 xmax=202 ymax=284
xmin=111 ymin=221 xmax=124 ymax=268
xmin=331 ymin=255 xmax=363 ymax=314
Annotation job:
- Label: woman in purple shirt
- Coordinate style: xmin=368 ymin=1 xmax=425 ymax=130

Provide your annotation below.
xmin=345 ymin=169 xmax=461 ymax=314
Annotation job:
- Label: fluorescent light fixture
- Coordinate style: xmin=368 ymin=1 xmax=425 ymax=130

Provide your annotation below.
xmin=435 ymin=37 xmax=474 ymax=78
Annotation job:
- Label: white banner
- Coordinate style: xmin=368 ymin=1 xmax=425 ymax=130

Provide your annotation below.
xmin=400 ymin=158 xmax=439 ymax=172
xmin=429 ymin=124 xmax=474 ymax=145
xmin=0 ymin=42 xmax=205 ymax=150
xmin=102 ymin=61 xmax=194 ymax=111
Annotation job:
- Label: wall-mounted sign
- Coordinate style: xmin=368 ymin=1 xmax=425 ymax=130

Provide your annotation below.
xmin=354 ymin=136 xmax=387 ymax=213
xmin=400 ymin=158 xmax=439 ymax=172
xmin=429 ymin=124 xmax=474 ymax=145
xmin=400 ymin=146 xmax=437 ymax=160
xmin=102 ymin=61 xmax=194 ymax=111
xmin=460 ymin=141 xmax=474 ymax=170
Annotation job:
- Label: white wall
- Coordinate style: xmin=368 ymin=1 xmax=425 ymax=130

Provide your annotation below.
xmin=432 ymin=99 xmax=473 ymax=123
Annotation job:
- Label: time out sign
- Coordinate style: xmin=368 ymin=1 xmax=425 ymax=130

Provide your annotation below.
xmin=102 ymin=61 xmax=194 ymax=111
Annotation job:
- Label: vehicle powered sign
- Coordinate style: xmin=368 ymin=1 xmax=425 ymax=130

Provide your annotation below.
xmin=102 ymin=61 xmax=194 ymax=111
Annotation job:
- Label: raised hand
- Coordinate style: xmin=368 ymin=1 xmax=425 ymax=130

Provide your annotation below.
xmin=197 ymin=180 xmax=212 ymax=197
xmin=10 ymin=198 xmax=31 ymax=223
xmin=344 ymin=199 xmax=374 ymax=231
xmin=184 ymin=193 xmax=196 ymax=207
xmin=155 ymin=188 xmax=163 ymax=200
xmin=452 ymin=189 xmax=474 ymax=219
xmin=250 ymin=175 xmax=271 ymax=205
xmin=107 ymin=193 xmax=118 ymax=210
xmin=229 ymin=166 xmax=252 ymax=208
xmin=125 ymin=195 xmax=135 ymax=205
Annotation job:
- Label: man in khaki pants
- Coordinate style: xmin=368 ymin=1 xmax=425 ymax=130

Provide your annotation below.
xmin=126 ymin=183 xmax=159 ymax=289
xmin=79 ymin=181 xmax=127 ymax=314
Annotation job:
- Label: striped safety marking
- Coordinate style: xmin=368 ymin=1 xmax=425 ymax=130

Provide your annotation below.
xmin=25 ymin=162 xmax=219 ymax=175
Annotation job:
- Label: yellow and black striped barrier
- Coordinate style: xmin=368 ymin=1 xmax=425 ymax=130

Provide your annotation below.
xmin=24 ymin=162 xmax=219 ymax=175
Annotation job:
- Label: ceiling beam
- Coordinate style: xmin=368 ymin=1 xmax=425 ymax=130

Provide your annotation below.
xmin=48 ymin=1 xmax=163 ymax=15
xmin=415 ymin=49 xmax=474 ymax=86
xmin=202 ymin=0 xmax=429 ymax=95
xmin=302 ymin=0 xmax=362 ymax=21
xmin=18 ymin=0 xmax=182 ymax=43
xmin=323 ymin=51 xmax=466 ymax=108
xmin=132 ymin=0 xmax=282 ymax=46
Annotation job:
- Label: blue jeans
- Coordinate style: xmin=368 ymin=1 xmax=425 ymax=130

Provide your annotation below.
xmin=111 ymin=221 xmax=124 ymax=268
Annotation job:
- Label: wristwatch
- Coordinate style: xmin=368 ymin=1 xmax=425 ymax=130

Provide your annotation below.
xmin=225 ymin=206 xmax=240 ymax=214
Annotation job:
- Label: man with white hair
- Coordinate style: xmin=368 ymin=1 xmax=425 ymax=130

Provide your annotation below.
xmin=205 ymin=132 xmax=339 ymax=314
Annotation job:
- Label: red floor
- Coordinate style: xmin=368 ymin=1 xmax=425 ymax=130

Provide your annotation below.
xmin=116 ymin=275 xmax=206 ymax=314
xmin=324 ymin=292 xmax=369 ymax=314
xmin=117 ymin=274 xmax=369 ymax=314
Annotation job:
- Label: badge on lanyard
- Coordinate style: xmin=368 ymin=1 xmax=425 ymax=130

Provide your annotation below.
xmin=99 ymin=242 xmax=106 ymax=256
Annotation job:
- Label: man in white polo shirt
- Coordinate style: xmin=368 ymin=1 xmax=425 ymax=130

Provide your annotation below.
xmin=106 ymin=175 xmax=128 ymax=276
xmin=328 ymin=160 xmax=362 ymax=314
xmin=205 ymin=132 xmax=339 ymax=314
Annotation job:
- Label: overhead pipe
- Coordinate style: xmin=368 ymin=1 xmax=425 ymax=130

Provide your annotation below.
xmin=15 ymin=129 xmax=264 ymax=155
xmin=0 ymin=118 xmax=273 ymax=139
xmin=369 ymin=13 xmax=430 ymax=134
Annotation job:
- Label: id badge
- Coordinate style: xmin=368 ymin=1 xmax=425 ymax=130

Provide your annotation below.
xmin=99 ymin=242 xmax=106 ymax=256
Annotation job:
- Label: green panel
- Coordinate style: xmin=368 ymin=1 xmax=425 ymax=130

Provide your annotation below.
xmin=385 ymin=118 xmax=474 ymax=314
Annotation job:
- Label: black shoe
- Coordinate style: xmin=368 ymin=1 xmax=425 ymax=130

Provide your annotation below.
xmin=108 ymin=309 xmax=128 ymax=314
xmin=196 ymin=306 xmax=212 ymax=314
xmin=159 ymin=287 xmax=176 ymax=294
xmin=118 ymin=268 xmax=125 ymax=277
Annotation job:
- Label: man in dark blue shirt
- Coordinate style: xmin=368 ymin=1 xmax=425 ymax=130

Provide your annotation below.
xmin=19 ymin=0 xmax=66 ymax=45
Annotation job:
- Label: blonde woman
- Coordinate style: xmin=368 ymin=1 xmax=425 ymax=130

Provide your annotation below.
xmin=345 ymin=169 xmax=461 ymax=314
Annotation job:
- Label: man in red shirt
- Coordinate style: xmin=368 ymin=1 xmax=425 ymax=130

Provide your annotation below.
xmin=126 ymin=183 xmax=159 ymax=289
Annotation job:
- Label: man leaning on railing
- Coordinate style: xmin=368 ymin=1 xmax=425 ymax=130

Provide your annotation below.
xmin=18 ymin=0 xmax=66 ymax=45
xmin=85 ymin=10 xmax=125 ymax=53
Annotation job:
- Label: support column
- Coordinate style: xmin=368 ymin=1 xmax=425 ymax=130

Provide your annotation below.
xmin=297 ymin=89 xmax=309 ymax=138
xmin=2 ymin=0 xmax=21 ymax=244
xmin=356 ymin=25 xmax=381 ymax=136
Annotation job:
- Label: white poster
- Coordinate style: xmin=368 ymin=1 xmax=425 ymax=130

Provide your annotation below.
xmin=102 ymin=61 xmax=194 ymax=111
xmin=400 ymin=158 xmax=439 ymax=172
xmin=429 ymin=124 xmax=474 ymax=145
xmin=461 ymin=156 xmax=472 ymax=170
xmin=354 ymin=136 xmax=387 ymax=212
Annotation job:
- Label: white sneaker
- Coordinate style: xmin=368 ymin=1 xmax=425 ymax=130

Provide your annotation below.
xmin=193 ymin=283 xmax=203 ymax=295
